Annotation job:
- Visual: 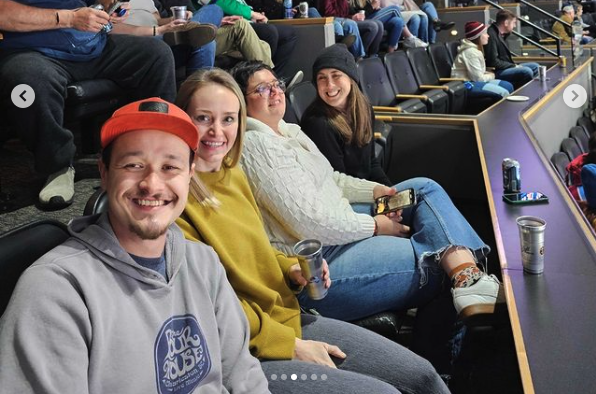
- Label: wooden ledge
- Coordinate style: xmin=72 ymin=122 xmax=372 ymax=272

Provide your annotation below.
xmin=438 ymin=5 xmax=490 ymax=12
xmin=269 ymin=17 xmax=334 ymax=25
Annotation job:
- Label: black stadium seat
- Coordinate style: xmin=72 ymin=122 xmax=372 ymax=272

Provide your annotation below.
xmin=578 ymin=116 xmax=595 ymax=136
xmin=287 ymin=81 xmax=317 ymax=123
xmin=429 ymin=43 xmax=454 ymax=79
xmin=406 ymin=47 xmax=467 ymax=114
xmin=570 ymin=125 xmax=589 ymax=153
xmin=384 ymin=51 xmax=449 ymax=114
xmin=445 ymin=40 xmax=461 ymax=63
xmin=356 ymin=57 xmax=427 ymax=114
xmin=551 ymin=152 xmax=570 ymax=181
xmin=0 ymin=220 xmax=69 ymax=316
xmin=561 ymin=137 xmax=583 ymax=161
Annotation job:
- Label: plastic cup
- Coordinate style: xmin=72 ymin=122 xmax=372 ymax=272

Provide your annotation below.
xmin=171 ymin=6 xmax=187 ymax=22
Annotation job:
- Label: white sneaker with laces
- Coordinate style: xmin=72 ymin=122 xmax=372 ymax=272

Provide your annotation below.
xmin=452 ymin=274 xmax=505 ymax=321
xmin=403 ymin=36 xmax=429 ymax=48
xmin=38 ymin=166 xmax=75 ymax=209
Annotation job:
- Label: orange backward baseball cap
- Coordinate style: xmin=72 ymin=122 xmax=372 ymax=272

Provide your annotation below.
xmin=100 ymin=97 xmax=199 ymax=151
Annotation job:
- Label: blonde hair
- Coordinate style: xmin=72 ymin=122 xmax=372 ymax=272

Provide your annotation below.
xmin=175 ymin=68 xmax=247 ymax=205
xmin=314 ymin=78 xmax=372 ymax=147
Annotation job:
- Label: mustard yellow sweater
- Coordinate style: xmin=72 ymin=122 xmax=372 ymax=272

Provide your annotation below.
xmin=176 ymin=166 xmax=302 ymax=360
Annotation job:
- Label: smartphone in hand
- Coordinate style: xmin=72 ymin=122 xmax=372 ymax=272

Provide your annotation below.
xmin=374 ymin=188 xmax=416 ymax=215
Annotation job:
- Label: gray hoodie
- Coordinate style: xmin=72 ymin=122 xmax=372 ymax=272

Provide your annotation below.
xmin=0 ymin=213 xmax=269 ymax=394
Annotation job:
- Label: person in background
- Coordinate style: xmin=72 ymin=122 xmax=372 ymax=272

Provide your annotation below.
xmin=301 ymin=44 xmax=391 ymax=185
xmin=552 ymin=4 xmax=594 ymax=44
xmin=484 ymin=9 xmax=539 ymax=89
xmin=352 ymin=0 xmax=428 ymax=49
xmin=111 ymin=0 xmax=217 ymax=78
xmin=191 ymin=0 xmax=298 ymax=79
xmin=175 ymin=67 xmax=450 ymax=394
xmin=566 ymin=132 xmax=596 ymax=201
xmin=0 ymin=0 xmax=176 ymax=210
xmin=381 ymin=0 xmax=454 ymax=44
xmin=319 ymin=0 xmax=384 ymax=57
xmin=0 ymin=97 xmax=269 ymax=393
xmin=231 ymin=60 xmax=506 ymax=378
xmin=451 ymin=21 xmax=514 ymax=100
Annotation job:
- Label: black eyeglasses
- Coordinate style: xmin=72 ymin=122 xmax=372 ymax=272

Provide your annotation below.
xmin=247 ymin=80 xmax=286 ymax=98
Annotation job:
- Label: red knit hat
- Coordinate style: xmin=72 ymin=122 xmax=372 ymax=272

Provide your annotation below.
xmin=465 ymin=21 xmax=487 ymax=41
xmin=100 ymin=97 xmax=199 ymax=151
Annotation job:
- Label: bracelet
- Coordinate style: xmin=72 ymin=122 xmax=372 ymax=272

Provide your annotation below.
xmin=55 ymin=11 xmax=60 ymax=26
xmin=153 ymin=26 xmax=156 ymax=36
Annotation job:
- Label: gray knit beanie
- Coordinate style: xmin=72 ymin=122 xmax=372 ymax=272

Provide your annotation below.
xmin=312 ymin=44 xmax=359 ymax=84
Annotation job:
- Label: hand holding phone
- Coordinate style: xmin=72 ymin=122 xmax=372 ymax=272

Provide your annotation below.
xmin=374 ymin=188 xmax=416 ymax=216
xmin=502 ymin=191 xmax=549 ymax=205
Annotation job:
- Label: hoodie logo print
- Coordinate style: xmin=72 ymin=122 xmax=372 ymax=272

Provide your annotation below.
xmin=154 ymin=315 xmax=211 ymax=393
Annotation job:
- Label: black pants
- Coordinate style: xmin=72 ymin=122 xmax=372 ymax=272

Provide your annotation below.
xmin=0 ymin=34 xmax=176 ymax=175
xmin=251 ymin=23 xmax=297 ymax=79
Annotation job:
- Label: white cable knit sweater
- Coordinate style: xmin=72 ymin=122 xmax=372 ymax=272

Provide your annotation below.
xmin=240 ymin=117 xmax=380 ymax=255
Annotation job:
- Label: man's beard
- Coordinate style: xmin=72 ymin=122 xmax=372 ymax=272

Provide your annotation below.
xmin=129 ymin=218 xmax=168 ymax=240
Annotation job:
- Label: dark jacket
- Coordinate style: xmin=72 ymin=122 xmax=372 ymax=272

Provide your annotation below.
xmin=483 ymin=23 xmax=516 ymax=71
xmin=301 ymin=103 xmax=392 ymax=186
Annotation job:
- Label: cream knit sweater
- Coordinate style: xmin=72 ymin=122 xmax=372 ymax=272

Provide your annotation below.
xmin=241 ymin=117 xmax=380 ymax=255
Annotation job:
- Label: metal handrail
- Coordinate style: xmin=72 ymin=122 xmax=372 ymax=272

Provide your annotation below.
xmin=479 ymin=0 xmax=562 ymax=57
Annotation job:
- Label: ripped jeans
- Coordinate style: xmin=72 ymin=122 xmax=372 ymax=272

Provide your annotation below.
xmin=297 ymin=177 xmax=489 ymax=374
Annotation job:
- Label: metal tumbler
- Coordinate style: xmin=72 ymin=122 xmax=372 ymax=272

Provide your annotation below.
xmin=516 ymin=216 xmax=547 ymax=274
xmin=293 ymin=239 xmax=328 ymax=300
xmin=171 ymin=6 xmax=187 ymax=21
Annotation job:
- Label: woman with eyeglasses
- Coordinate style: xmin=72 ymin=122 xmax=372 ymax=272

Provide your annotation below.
xmin=174 ymin=68 xmax=450 ymax=394
xmin=230 ymin=59 xmax=505 ymax=377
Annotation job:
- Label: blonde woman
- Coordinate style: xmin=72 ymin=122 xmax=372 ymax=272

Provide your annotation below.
xmin=451 ymin=21 xmax=513 ymax=99
xmin=174 ymin=68 xmax=450 ymax=394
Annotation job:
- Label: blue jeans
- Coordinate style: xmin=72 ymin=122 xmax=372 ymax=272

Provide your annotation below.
xmin=420 ymin=2 xmax=438 ymax=43
xmin=176 ymin=4 xmax=223 ymax=73
xmin=495 ymin=62 xmax=539 ymax=89
xmin=407 ymin=13 xmax=429 ymax=42
xmin=298 ymin=177 xmax=488 ymax=373
xmin=367 ymin=6 xmax=405 ymax=48
xmin=466 ymin=79 xmax=514 ymax=99
xmin=334 ymin=17 xmax=366 ymax=57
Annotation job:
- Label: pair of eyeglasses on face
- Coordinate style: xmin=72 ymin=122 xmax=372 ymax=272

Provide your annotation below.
xmin=247 ymin=80 xmax=286 ymax=98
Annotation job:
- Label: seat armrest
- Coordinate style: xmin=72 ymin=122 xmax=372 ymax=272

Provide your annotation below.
xmin=396 ymin=93 xmax=428 ymax=101
xmin=373 ymin=106 xmax=402 ymax=113
xmin=420 ymin=84 xmax=450 ymax=91
xmin=439 ymin=77 xmax=466 ymax=82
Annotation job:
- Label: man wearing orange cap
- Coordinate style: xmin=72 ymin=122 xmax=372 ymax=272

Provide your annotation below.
xmin=0 ymin=98 xmax=270 ymax=394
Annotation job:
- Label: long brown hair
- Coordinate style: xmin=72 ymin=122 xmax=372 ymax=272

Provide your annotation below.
xmin=175 ymin=68 xmax=247 ymax=204
xmin=315 ymin=78 xmax=372 ymax=147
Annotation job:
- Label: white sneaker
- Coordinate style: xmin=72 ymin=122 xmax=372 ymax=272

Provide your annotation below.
xmin=38 ymin=166 xmax=75 ymax=209
xmin=402 ymin=36 xmax=429 ymax=48
xmin=452 ymin=274 xmax=506 ymax=323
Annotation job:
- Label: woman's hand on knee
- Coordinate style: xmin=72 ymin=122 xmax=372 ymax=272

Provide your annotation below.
xmin=293 ymin=338 xmax=346 ymax=368
xmin=374 ymin=214 xmax=411 ymax=238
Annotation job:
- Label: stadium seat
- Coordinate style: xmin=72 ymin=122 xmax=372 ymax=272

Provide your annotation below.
xmin=406 ymin=47 xmax=467 ymax=114
xmin=445 ymin=40 xmax=461 ymax=63
xmin=578 ymin=116 xmax=595 ymax=136
xmin=428 ymin=43 xmax=453 ymax=79
xmin=287 ymin=81 xmax=317 ymax=123
xmin=356 ymin=57 xmax=427 ymax=115
xmin=570 ymin=125 xmax=589 ymax=153
xmin=551 ymin=151 xmax=570 ymax=181
xmin=0 ymin=219 xmax=69 ymax=317
xmin=561 ymin=137 xmax=583 ymax=161
xmin=384 ymin=51 xmax=449 ymax=114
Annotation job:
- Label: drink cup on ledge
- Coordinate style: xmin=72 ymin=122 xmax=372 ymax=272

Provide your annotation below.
xmin=516 ymin=216 xmax=546 ymax=274
xmin=293 ymin=239 xmax=328 ymax=300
